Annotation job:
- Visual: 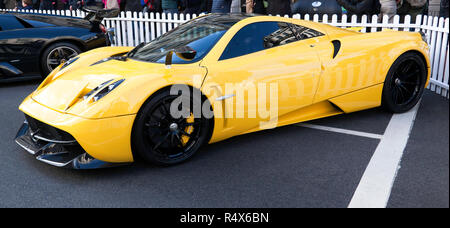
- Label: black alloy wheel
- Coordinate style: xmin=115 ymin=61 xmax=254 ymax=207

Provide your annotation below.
xmin=41 ymin=42 xmax=81 ymax=76
xmin=390 ymin=60 xmax=422 ymax=105
xmin=132 ymin=89 xmax=212 ymax=165
xmin=382 ymin=52 xmax=427 ymax=113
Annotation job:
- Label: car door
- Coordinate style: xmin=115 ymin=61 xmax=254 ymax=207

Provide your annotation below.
xmin=309 ymin=29 xmax=383 ymax=103
xmin=201 ymin=21 xmax=323 ymax=136
xmin=0 ymin=14 xmax=40 ymax=78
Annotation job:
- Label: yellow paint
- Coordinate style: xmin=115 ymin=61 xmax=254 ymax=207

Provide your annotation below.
xmin=20 ymin=96 xmax=135 ymax=162
xmin=329 ymin=83 xmax=384 ymax=113
xmin=19 ymin=16 xmax=430 ymax=163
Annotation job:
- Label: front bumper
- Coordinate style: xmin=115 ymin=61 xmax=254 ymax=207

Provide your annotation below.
xmin=15 ymin=118 xmax=128 ymax=169
xmin=17 ymin=96 xmax=136 ymax=168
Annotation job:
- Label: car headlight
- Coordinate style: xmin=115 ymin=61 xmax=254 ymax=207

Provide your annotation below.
xmin=84 ymin=79 xmax=125 ymax=102
xmin=61 ymin=57 xmax=79 ymax=70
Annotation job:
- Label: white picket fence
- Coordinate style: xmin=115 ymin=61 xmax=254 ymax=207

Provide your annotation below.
xmin=2 ymin=9 xmax=449 ymax=98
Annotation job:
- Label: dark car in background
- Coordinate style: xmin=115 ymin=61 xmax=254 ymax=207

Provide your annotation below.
xmin=0 ymin=10 xmax=116 ymax=82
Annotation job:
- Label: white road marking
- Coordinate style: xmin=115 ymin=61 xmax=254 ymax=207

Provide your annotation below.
xmin=296 ymin=123 xmax=384 ymax=140
xmin=348 ymin=102 xmax=421 ymax=208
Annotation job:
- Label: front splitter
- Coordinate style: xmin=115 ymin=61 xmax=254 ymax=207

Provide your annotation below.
xmin=15 ymin=121 xmax=130 ymax=169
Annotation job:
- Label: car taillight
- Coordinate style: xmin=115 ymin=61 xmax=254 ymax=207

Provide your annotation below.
xmin=99 ymin=24 xmax=107 ymax=34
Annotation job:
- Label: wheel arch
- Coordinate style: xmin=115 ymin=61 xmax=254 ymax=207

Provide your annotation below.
xmin=38 ymin=38 xmax=87 ymax=75
xmin=386 ymin=49 xmax=430 ymax=87
xmin=381 ymin=49 xmax=429 ymax=113
xmin=130 ymin=84 xmax=216 ymax=159
xmin=402 ymin=49 xmax=430 ymax=86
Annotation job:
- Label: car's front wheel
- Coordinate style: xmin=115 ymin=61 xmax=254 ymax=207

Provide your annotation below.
xmin=382 ymin=52 xmax=427 ymax=113
xmin=132 ymin=89 xmax=212 ymax=165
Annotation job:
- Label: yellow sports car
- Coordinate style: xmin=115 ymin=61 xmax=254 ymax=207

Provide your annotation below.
xmin=15 ymin=14 xmax=430 ymax=169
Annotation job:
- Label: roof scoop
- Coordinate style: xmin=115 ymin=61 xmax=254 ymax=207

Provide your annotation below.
xmin=90 ymin=52 xmax=129 ymax=66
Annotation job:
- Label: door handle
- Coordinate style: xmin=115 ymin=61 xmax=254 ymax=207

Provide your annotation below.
xmin=310 ymin=45 xmax=316 ymax=48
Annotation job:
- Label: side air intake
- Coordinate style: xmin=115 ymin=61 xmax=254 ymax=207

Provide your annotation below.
xmin=332 ymin=40 xmax=341 ymax=59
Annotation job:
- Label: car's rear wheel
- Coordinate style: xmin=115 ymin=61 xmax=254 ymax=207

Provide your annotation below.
xmin=41 ymin=42 xmax=81 ymax=77
xmin=382 ymin=52 xmax=427 ymax=113
xmin=132 ymin=89 xmax=212 ymax=165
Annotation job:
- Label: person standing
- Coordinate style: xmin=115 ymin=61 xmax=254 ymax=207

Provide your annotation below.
xmin=183 ymin=0 xmax=202 ymax=14
xmin=32 ymin=0 xmax=40 ymax=8
xmin=266 ymin=0 xmax=291 ymax=16
xmin=15 ymin=0 xmax=22 ymax=9
xmin=68 ymin=0 xmax=81 ymax=10
xmin=230 ymin=0 xmax=240 ymax=12
xmin=85 ymin=0 xmax=97 ymax=6
xmin=245 ymin=0 xmax=252 ymax=13
xmin=211 ymin=0 xmax=231 ymax=13
xmin=397 ymin=0 xmax=427 ymax=21
xmin=440 ymin=0 xmax=449 ymax=18
xmin=103 ymin=0 xmax=120 ymax=9
xmin=143 ymin=0 xmax=162 ymax=13
xmin=200 ymin=0 xmax=212 ymax=12
xmin=248 ymin=0 xmax=265 ymax=14
xmin=336 ymin=0 xmax=378 ymax=17
xmin=56 ymin=0 xmax=66 ymax=9
xmin=4 ymin=0 xmax=15 ymax=8
xmin=124 ymin=0 xmax=142 ymax=11
xmin=18 ymin=0 xmax=33 ymax=8
xmin=161 ymin=0 xmax=178 ymax=13
xmin=39 ymin=0 xmax=56 ymax=10
xmin=379 ymin=0 xmax=397 ymax=22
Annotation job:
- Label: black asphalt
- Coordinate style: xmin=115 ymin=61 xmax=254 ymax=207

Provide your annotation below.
xmin=307 ymin=107 xmax=393 ymax=135
xmin=387 ymin=91 xmax=449 ymax=208
xmin=0 ymin=81 xmax=448 ymax=208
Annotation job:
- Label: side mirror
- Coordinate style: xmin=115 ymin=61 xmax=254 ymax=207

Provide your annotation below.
xmin=165 ymin=46 xmax=197 ymax=68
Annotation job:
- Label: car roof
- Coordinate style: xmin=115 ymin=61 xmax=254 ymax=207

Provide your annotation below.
xmin=2 ymin=11 xmax=91 ymax=29
xmin=192 ymin=13 xmax=256 ymax=26
xmin=199 ymin=13 xmax=325 ymax=31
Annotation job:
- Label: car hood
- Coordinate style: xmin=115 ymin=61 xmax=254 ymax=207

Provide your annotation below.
xmin=31 ymin=58 xmax=207 ymax=118
xmin=32 ymin=59 xmax=165 ymax=113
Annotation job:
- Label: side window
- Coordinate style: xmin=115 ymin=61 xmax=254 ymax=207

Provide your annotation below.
xmin=291 ymin=24 xmax=324 ymax=40
xmin=220 ymin=22 xmax=298 ymax=60
xmin=0 ymin=16 xmax=26 ymax=31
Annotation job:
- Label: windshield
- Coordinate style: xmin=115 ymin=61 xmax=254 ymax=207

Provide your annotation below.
xmin=128 ymin=15 xmax=240 ymax=64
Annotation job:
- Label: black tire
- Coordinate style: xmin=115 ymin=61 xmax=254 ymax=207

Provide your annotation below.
xmin=132 ymin=89 xmax=212 ymax=165
xmin=381 ymin=52 xmax=427 ymax=113
xmin=41 ymin=42 xmax=81 ymax=76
